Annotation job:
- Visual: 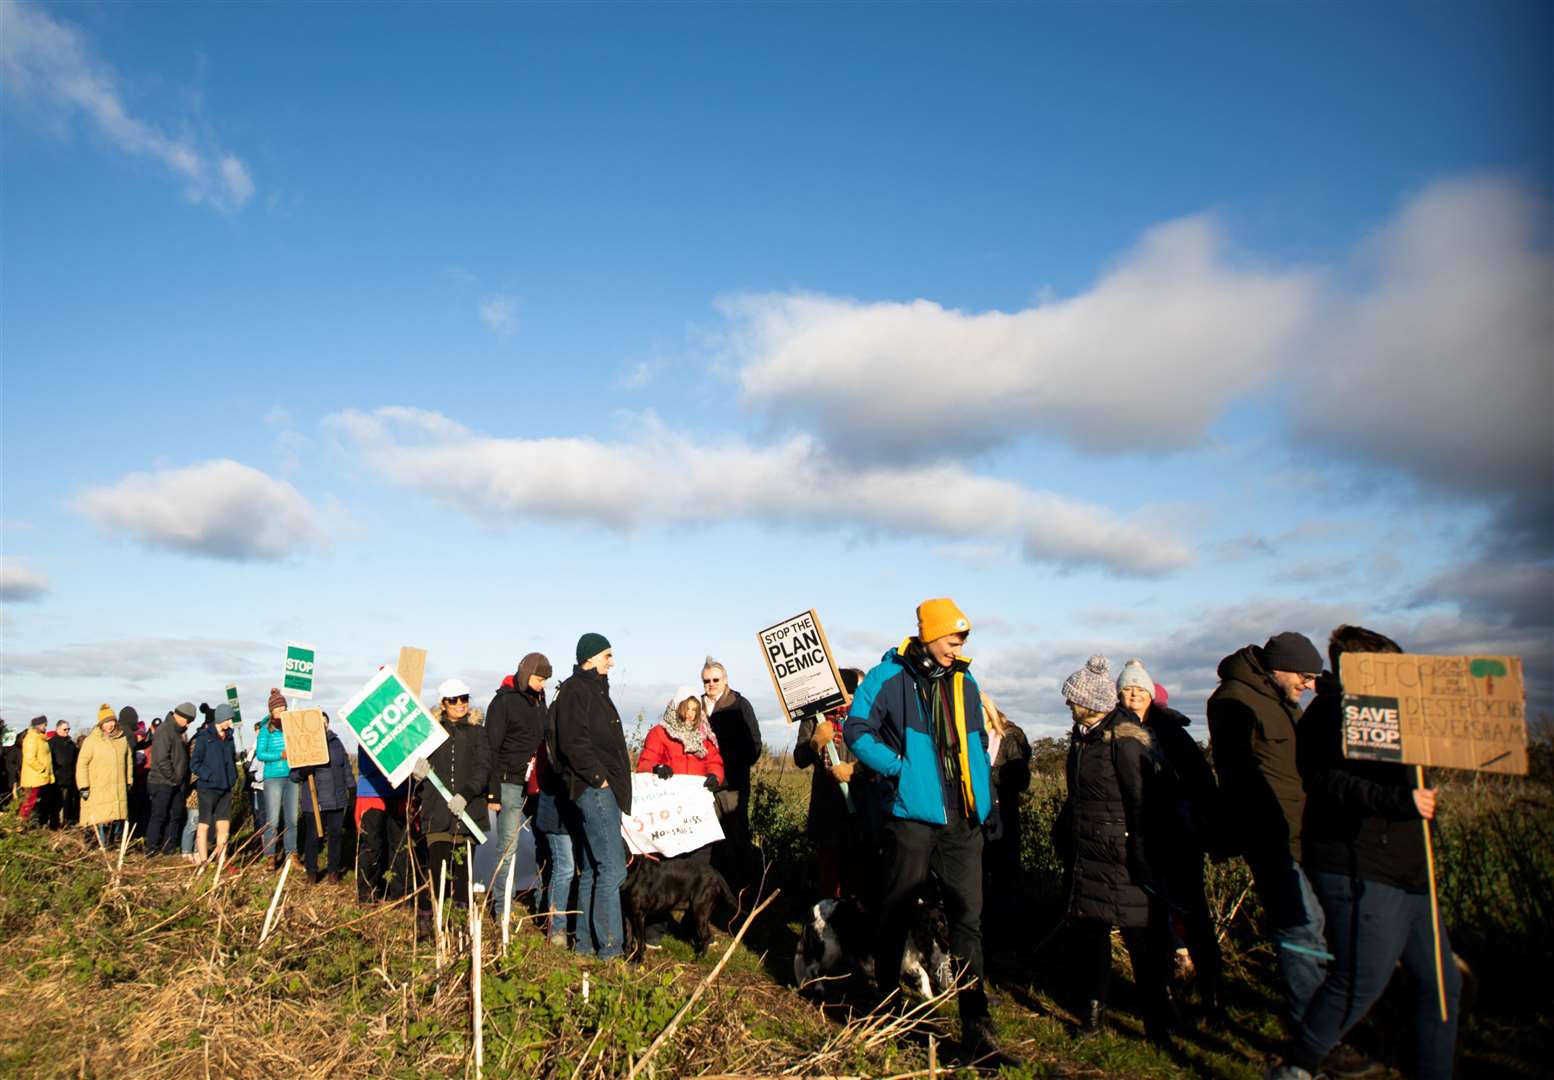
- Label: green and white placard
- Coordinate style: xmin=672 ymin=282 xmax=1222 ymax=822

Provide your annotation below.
xmin=225 ymin=683 xmax=242 ymax=726
xmin=339 ymin=666 xmax=448 ymax=788
xmin=283 ymin=641 xmax=316 ymax=699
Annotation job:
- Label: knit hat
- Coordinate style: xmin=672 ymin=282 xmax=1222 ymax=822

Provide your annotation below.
xmin=119 ymin=706 xmax=138 ymax=727
xmin=174 ymin=702 xmax=197 ymax=721
xmin=97 ymin=703 xmax=115 ymax=724
xmin=917 ymin=598 xmax=971 ymax=643
xmin=1116 ymin=659 xmax=1154 ymax=697
xmin=30 ymin=714 xmax=47 ymax=729
xmin=576 ymin=632 xmax=611 ymax=665
xmin=213 ymin=703 xmax=234 ymax=725
xmin=268 ymin=687 xmax=287 ymax=714
xmin=1261 ymin=632 xmax=1323 ymax=675
xmin=1062 ymin=655 xmax=1117 ymax=714
xmin=1153 ymin=683 xmax=1169 ymax=707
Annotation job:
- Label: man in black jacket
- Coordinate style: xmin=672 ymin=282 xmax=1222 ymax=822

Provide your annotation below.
xmin=48 ymin=720 xmax=80 ymax=828
xmin=1267 ymin=626 xmax=1460 ymax=1080
xmin=144 ymin=703 xmax=195 ymax=856
xmin=487 ymin=652 xmax=552 ymax=899
xmin=1207 ymin=632 xmax=1329 ymax=1029
xmin=552 ymin=633 xmax=631 ymax=959
xmin=701 ymin=657 xmax=762 ymax=893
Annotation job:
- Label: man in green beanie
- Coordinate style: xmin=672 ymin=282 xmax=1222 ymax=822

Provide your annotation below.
xmin=550 ymin=633 xmax=631 ymax=959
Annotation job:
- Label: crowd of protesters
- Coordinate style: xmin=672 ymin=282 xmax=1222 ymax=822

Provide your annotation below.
xmin=0 ymin=601 xmax=1461 ymax=1078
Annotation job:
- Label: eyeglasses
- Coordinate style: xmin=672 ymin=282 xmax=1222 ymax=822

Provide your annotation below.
xmin=703 ymin=678 xmax=723 ymax=685
xmin=445 ymin=695 xmax=470 ymax=704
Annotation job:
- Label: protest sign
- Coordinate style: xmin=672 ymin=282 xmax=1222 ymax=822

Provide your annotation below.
xmin=339 ymin=666 xmax=448 ymax=788
xmin=284 ymin=641 xmax=317 ymax=699
xmin=282 ymin=709 xmax=329 ymax=768
xmin=622 ymin=774 xmax=725 ymax=858
xmin=225 ymin=683 xmax=242 ymax=727
xmin=758 ymin=609 xmax=846 ymax=723
xmin=1340 ymin=653 xmax=1527 ymax=775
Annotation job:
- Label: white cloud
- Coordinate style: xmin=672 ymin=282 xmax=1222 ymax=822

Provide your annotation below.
xmin=1295 ymin=176 xmax=1554 ymax=494
xmin=0 ymin=0 xmax=255 ymax=212
xmin=74 ymin=459 xmax=320 ymax=562
xmin=478 ymin=295 xmax=518 ymax=336
xmin=2 ymin=637 xmax=272 ymax=683
xmin=726 ymin=215 xmax=1316 ymax=461
xmin=327 ymin=407 xmax=1191 ymax=576
xmin=0 ymin=558 xmax=49 ymax=602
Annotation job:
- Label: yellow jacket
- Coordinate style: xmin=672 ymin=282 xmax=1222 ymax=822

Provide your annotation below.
xmin=20 ymin=728 xmax=54 ymax=787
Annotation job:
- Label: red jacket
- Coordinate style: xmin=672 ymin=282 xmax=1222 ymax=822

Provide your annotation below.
xmin=636 ymin=725 xmax=724 ymax=783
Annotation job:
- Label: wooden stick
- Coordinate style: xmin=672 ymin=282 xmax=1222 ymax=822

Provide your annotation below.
xmin=259 ymin=856 xmax=292 ymax=946
xmin=927 ymin=1035 xmax=938 ymax=1079
xmin=436 ymin=862 xmax=448 ymax=967
xmin=396 ymin=646 xmax=427 ymax=698
xmin=1417 ymin=765 xmax=1449 ymax=1022
xmin=469 ymin=843 xmax=483 ymax=1080
xmin=307 ymin=774 xmax=324 ymax=837
xmin=626 ymin=888 xmax=779 ymax=1080
xmin=117 ymin=822 xmax=133 ymax=873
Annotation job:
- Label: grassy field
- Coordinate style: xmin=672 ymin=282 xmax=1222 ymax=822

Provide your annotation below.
xmin=0 ymin=739 xmax=1548 ymax=1078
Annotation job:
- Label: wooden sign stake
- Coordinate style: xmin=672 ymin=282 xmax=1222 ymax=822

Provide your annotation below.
xmin=1416 ymin=765 xmax=1449 ymax=1023
xmin=397 ymin=646 xmax=428 ymax=698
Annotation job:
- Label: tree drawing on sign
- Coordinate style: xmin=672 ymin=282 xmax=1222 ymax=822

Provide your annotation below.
xmin=1470 ymin=658 xmax=1507 ymax=696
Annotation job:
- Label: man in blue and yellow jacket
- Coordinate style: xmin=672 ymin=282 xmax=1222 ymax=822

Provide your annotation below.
xmin=845 ymin=598 xmax=1011 ymax=1067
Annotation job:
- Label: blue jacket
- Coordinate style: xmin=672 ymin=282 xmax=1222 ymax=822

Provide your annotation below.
xmin=844 ymin=640 xmax=993 ymax=826
xmin=293 ymin=730 xmax=352 ymax=813
xmin=254 ymin=721 xmax=291 ymax=781
xmin=356 ymin=745 xmax=405 ymax=800
xmin=190 ymin=726 xmax=239 ymax=792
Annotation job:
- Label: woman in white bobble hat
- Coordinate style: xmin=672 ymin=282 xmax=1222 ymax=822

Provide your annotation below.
xmin=413 ymin=677 xmax=494 ymax=937
xmin=1055 ymin=655 xmax=1175 ymax=1045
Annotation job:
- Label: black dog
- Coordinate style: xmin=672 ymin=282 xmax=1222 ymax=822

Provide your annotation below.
xmin=621 ymin=856 xmax=737 ymax=960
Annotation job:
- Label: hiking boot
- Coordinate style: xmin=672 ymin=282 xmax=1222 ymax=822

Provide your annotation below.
xmin=1075 ymin=999 xmax=1105 ymax=1036
xmin=1322 ymin=1043 xmax=1382 ymax=1077
xmin=960 ymin=1018 xmax=1018 ymax=1069
xmin=326 ymin=871 xmax=342 ymax=885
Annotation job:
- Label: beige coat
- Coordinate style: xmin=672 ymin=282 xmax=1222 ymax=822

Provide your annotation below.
xmin=76 ymin=725 xmax=133 ymax=826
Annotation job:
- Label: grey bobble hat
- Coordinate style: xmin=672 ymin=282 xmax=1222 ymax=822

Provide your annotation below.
xmin=174 ymin=702 xmax=197 ymax=721
xmin=1062 ymin=655 xmax=1118 ymax=713
xmin=1117 ymin=658 xmax=1154 ymax=696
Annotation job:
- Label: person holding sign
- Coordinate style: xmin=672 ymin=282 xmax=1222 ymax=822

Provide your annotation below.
xmin=552 ymin=634 xmax=631 ymax=960
xmin=1266 ymin=627 xmax=1461 ymax=1080
xmin=794 ymin=668 xmax=883 ymax=904
xmin=843 ymin=598 xmax=1012 ymax=1068
xmin=635 ymin=688 xmax=726 ymax=948
xmin=256 ymin=690 xmax=303 ymax=870
xmin=414 ymin=679 xmax=495 ymax=927
xmin=292 ymin=714 xmax=353 ymax=885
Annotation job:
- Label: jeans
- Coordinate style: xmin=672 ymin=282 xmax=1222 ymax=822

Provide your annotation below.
xmin=250 ymin=784 xmax=267 ymax=836
xmin=569 ymin=785 xmax=627 ymax=959
xmin=1252 ymin=857 xmax=1328 ymax=1025
xmin=1292 ymin=871 xmax=1461 ymax=1079
xmin=145 ymin=783 xmax=181 ymax=854
xmin=494 ymin=782 xmax=527 ymax=896
xmin=180 ymin=811 xmax=198 ymax=855
xmin=262 ymin=775 xmax=300 ymax=856
xmin=877 ymin=814 xmax=989 ymax=1026
xmin=543 ymin=827 xmax=576 ymax=942
xmin=94 ymin=821 xmax=124 ymax=847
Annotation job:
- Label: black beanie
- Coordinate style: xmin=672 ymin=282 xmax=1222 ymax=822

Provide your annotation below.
xmin=1261 ymin=632 xmax=1323 ymax=674
xmin=576 ymin=633 xmax=611 ymax=665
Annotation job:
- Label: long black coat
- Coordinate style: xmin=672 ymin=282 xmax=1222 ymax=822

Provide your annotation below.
xmin=707 ymin=690 xmax=762 ymax=794
xmin=418 ymin=717 xmax=494 ymax=839
xmin=1061 ymin=706 xmax=1163 ymax=928
xmin=49 ymin=734 xmax=79 ymax=790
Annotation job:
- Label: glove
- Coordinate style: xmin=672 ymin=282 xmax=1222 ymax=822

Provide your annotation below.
xmin=703 ymin=775 xmax=720 ymax=792
xmin=448 ymin=794 xmax=467 ymax=816
xmin=810 ymin=720 xmax=835 ymax=755
xmin=79 ymin=788 xmax=90 ymax=801
xmin=411 ymin=758 xmax=431 ymax=782
xmin=652 ymin=764 xmax=674 ymax=780
xmin=829 ymin=761 xmax=855 ymax=783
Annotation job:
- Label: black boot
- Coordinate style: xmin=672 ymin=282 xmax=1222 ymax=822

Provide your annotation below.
xmin=960 ymin=1016 xmax=1018 ymax=1069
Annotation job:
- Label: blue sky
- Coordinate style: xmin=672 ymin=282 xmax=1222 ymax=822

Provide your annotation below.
xmin=3 ymin=0 xmax=1550 ymax=752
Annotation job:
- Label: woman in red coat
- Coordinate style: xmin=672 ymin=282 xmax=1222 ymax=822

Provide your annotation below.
xmin=634 ymin=689 xmax=726 ymax=948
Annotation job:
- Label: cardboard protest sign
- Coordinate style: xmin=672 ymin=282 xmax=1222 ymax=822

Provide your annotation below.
xmin=758 ymin=609 xmax=847 ymax=723
xmin=1340 ymin=653 xmax=1527 ymax=775
xmin=339 ymin=666 xmax=448 ymax=788
xmin=225 ymin=683 xmax=242 ymax=727
xmin=281 ymin=709 xmax=329 ymax=768
xmin=284 ymin=641 xmax=317 ymax=699
xmin=622 ymin=774 xmax=726 ymax=858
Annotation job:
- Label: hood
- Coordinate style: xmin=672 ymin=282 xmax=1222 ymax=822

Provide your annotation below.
xmin=517 ymin=652 xmax=552 ymax=690
xmin=1216 ymin=645 xmax=1284 ymax=705
xmin=498 ymin=674 xmax=516 ymax=691
xmin=1146 ymin=704 xmax=1193 ymax=729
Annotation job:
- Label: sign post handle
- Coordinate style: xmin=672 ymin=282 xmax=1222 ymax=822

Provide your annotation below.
xmin=307 ymin=774 xmax=325 ymax=837
xmin=1416 ymin=764 xmax=1448 ymax=1023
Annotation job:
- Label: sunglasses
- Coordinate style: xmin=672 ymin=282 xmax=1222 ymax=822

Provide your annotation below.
xmin=703 ymin=678 xmax=723 ymax=685
xmin=445 ymin=695 xmax=470 ymax=704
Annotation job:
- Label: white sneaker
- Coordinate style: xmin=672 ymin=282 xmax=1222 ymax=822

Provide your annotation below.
xmin=1263 ymin=1063 xmax=1315 ymax=1080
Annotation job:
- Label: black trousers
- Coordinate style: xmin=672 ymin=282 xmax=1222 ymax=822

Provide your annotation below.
xmin=357 ymin=802 xmax=409 ymax=900
xmin=420 ymin=838 xmax=473 ymax=911
xmin=145 ymin=783 xmax=182 ymax=854
xmin=1166 ymin=852 xmax=1223 ymax=995
xmin=877 ymin=814 xmax=988 ymax=1024
xmin=711 ymin=787 xmax=756 ymax=895
xmin=300 ymin=807 xmax=345 ymax=878
xmin=1069 ymin=911 xmax=1173 ymax=1014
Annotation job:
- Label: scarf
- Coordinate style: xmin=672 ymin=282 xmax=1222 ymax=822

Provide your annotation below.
xmin=661 ymin=705 xmax=709 ymax=758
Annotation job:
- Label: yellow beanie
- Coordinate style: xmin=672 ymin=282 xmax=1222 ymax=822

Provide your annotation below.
xmin=97 ymin=703 xmax=114 ymax=724
xmin=917 ymin=598 xmax=971 ymax=643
